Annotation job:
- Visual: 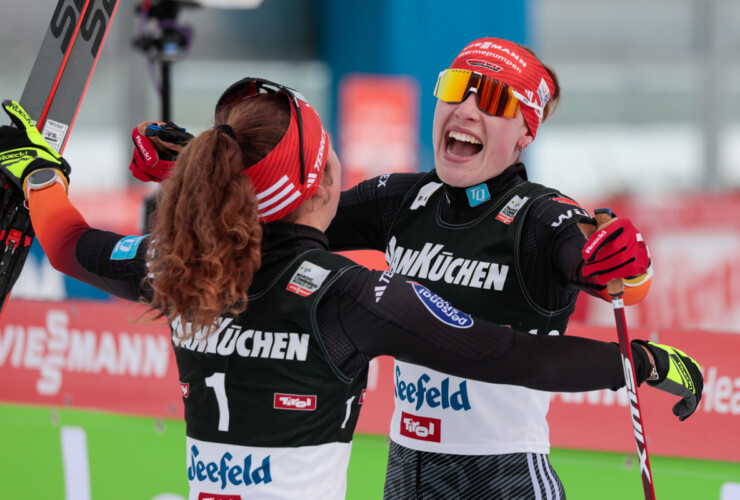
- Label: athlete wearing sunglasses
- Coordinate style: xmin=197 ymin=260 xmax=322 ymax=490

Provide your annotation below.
xmin=325 ymin=38 xmax=659 ymax=499
xmin=1 ymin=76 xmax=701 ymax=500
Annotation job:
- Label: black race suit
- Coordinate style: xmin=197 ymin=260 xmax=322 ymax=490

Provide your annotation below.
xmin=326 ymin=163 xmax=605 ymax=499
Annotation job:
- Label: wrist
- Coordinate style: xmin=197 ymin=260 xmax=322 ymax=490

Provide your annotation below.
xmin=23 ymin=167 xmax=69 ymax=200
xmin=641 ymin=344 xmax=660 ymax=382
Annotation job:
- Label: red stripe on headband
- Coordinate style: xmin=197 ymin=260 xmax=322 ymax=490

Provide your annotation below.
xmin=246 ymin=98 xmax=328 ymax=222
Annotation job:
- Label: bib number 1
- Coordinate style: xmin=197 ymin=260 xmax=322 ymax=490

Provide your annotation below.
xmin=205 ymin=372 xmax=230 ymax=432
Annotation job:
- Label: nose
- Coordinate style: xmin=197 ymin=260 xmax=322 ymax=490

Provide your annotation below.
xmin=453 ymin=92 xmax=481 ymax=121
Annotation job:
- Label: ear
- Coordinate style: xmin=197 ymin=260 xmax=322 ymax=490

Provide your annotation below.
xmin=309 ymin=183 xmax=330 ymax=210
xmin=518 ymin=127 xmax=534 ymax=150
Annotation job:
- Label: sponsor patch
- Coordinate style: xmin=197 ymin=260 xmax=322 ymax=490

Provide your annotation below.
xmin=273 ymin=393 xmax=317 ymax=411
xmin=466 ymin=59 xmax=503 ymax=73
xmin=111 ymin=235 xmax=147 ymax=260
xmin=286 ymin=261 xmax=330 ymax=296
xmin=466 ymin=183 xmax=491 ymax=207
xmin=180 ymin=382 xmax=190 ymax=398
xmin=386 ymin=237 xmax=509 ymax=291
xmin=551 ymin=207 xmax=590 ymax=228
xmin=395 ymin=365 xmax=471 ymax=412
xmin=400 ymin=412 xmax=441 ymax=442
xmin=495 ymin=195 xmax=529 ymax=224
xmin=40 ymin=119 xmax=69 ymax=153
xmin=188 ymin=444 xmax=271 ymax=489
xmin=410 ymin=181 xmax=443 ymax=210
xmin=408 ymin=281 xmax=473 ymax=328
xmin=537 ymin=77 xmax=552 ymax=120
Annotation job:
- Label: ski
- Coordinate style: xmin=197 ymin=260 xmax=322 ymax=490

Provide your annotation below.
xmin=19 ymin=0 xmax=92 ymax=138
xmin=0 ymin=0 xmax=120 ymax=317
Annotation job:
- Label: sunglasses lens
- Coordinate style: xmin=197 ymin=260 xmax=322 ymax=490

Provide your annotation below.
xmin=434 ymin=69 xmax=521 ymax=119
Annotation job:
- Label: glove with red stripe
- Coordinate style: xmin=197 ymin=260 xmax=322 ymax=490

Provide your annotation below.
xmin=129 ymin=121 xmax=193 ymax=182
xmin=582 ymin=209 xmax=650 ymax=286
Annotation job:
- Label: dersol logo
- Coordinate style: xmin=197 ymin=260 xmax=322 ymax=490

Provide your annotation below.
xmin=408 ymin=281 xmax=474 ymax=328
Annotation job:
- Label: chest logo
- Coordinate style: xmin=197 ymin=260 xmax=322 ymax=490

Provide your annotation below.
xmin=495 ymin=195 xmax=529 ymax=224
xmin=466 ymin=183 xmax=491 ymax=207
xmin=410 ymin=181 xmax=443 ymax=210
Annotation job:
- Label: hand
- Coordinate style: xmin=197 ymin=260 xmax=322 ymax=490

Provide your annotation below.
xmin=639 ymin=340 xmax=703 ymax=421
xmin=0 ymin=100 xmax=71 ymax=193
xmin=130 ymin=120 xmax=193 ymax=182
xmin=582 ymin=210 xmax=650 ymax=285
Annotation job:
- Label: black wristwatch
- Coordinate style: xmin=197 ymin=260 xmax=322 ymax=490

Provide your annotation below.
xmin=24 ymin=168 xmax=66 ymax=199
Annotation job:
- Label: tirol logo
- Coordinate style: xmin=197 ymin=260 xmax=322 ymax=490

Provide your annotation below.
xmin=188 ymin=445 xmax=272 ymax=490
xmin=395 ymin=366 xmax=471 ymax=412
xmin=198 ymin=493 xmax=241 ymax=500
xmin=180 ymin=382 xmax=190 ymax=398
xmin=274 ymin=393 xmax=317 ymax=411
xmin=400 ymin=412 xmax=441 ymax=442
xmin=408 ymin=281 xmax=474 ymax=328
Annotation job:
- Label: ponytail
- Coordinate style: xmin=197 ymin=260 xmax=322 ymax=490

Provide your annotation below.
xmin=145 ymin=127 xmax=262 ymax=336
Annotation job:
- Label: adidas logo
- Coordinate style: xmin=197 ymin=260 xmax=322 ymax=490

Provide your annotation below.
xmin=374 ymin=286 xmax=387 ymax=302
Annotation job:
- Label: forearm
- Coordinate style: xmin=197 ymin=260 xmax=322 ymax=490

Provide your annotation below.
xmin=322 ymin=268 xmax=651 ymax=392
xmin=29 ymin=184 xmax=148 ymax=301
xmin=29 ymin=184 xmax=91 ymax=278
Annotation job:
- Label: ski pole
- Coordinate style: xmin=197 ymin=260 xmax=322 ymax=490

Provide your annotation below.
xmin=592 ymin=209 xmax=656 ymax=500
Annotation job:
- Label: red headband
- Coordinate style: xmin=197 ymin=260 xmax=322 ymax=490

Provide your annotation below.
xmin=449 ymin=38 xmax=554 ymax=137
xmin=242 ymin=95 xmax=328 ymax=222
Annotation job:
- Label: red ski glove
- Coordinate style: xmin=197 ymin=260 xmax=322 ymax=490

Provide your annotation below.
xmin=582 ymin=212 xmax=650 ymax=285
xmin=129 ymin=121 xmax=193 ymax=182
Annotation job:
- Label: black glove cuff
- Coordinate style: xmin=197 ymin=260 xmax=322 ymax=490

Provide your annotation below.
xmin=633 ymin=340 xmax=669 ymax=385
xmin=628 ymin=340 xmax=654 ymax=386
xmin=19 ymin=157 xmax=71 ymax=186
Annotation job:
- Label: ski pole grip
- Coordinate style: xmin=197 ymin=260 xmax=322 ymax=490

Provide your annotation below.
xmin=593 ymin=209 xmax=625 ymax=296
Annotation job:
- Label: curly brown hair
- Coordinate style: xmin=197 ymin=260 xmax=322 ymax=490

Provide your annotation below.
xmin=145 ymin=93 xmax=290 ymax=337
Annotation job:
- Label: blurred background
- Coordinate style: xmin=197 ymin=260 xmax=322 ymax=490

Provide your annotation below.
xmin=1 ymin=1 xmax=739 ymax=499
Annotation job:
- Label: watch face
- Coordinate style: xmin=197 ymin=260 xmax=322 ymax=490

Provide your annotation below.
xmin=30 ymin=169 xmax=57 ymax=185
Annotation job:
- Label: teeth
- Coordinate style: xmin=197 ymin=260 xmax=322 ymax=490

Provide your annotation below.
xmin=449 ymin=130 xmax=481 ymax=145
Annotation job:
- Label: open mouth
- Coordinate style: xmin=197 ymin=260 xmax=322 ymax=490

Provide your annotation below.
xmin=445 ymin=130 xmax=483 ymax=158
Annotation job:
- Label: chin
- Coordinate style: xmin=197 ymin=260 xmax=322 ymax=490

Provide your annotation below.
xmin=436 ymin=160 xmax=479 ymax=188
